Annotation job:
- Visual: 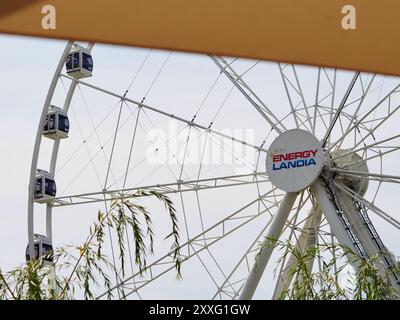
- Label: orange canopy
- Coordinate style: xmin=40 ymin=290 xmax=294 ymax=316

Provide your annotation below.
xmin=1 ymin=0 xmax=399 ymax=75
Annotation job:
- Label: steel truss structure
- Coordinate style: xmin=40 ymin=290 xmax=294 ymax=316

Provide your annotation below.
xmin=28 ymin=42 xmax=400 ymax=299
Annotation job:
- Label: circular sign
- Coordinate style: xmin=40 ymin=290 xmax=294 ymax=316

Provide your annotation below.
xmin=266 ymin=129 xmax=325 ymax=192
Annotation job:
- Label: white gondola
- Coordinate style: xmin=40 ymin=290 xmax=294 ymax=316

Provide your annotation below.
xmin=43 ymin=105 xmax=70 ymax=140
xmin=65 ymin=44 xmax=93 ymax=79
xmin=25 ymin=234 xmax=54 ymax=264
xmin=34 ymin=169 xmax=56 ymax=203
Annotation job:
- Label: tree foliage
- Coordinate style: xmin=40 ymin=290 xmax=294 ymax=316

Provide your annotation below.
xmin=268 ymin=238 xmax=400 ymax=300
xmin=0 ymin=191 xmax=181 ymax=300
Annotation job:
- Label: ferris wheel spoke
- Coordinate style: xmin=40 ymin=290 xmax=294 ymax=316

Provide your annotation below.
xmin=278 ymin=63 xmax=314 ymax=131
xmin=277 ymin=63 xmax=301 ymax=129
xmin=48 ymin=172 xmax=269 ymax=207
xmin=211 ymin=223 xmax=270 ymax=300
xmin=211 ymin=191 xmax=310 ymax=300
xmin=57 ymin=103 xmax=142 ymax=195
xmin=322 ymin=71 xmax=360 ymax=147
xmin=104 ymin=100 xmax=124 ymax=189
xmin=109 ymin=122 xmax=262 ymax=192
xmin=336 ymin=145 xmax=400 ymax=169
xmin=326 ymin=68 xmax=337 ymax=128
xmin=329 ymin=80 xmax=400 ymax=151
xmin=59 ymin=73 xmax=265 ymax=153
xmin=330 ymin=168 xmax=400 ymax=184
xmin=314 ymin=105 xmax=330 ymax=132
xmin=188 ymin=188 xmax=249 ymax=298
xmin=316 ymin=104 xmax=365 ymax=128
xmin=333 ymin=181 xmax=400 ymax=231
xmin=55 ymin=98 xmax=123 ymax=176
xmin=333 ymin=74 xmax=376 ymax=150
xmin=75 ymin=82 xmax=119 ymax=187
xmin=209 ymin=56 xmax=285 ymax=133
xmin=291 ymin=65 xmax=312 ymax=129
xmin=351 ymin=104 xmax=400 ymax=151
xmin=330 ymin=133 xmax=400 ymax=162
xmin=188 ymin=242 xmax=241 ymax=299
xmin=97 ymin=190 xmax=281 ymax=299
xmin=122 ymin=106 xmax=141 ymax=189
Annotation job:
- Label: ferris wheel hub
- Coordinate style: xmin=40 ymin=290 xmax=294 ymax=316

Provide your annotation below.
xmin=266 ymin=129 xmax=325 ymax=193
xmin=329 ymin=149 xmax=369 ymax=196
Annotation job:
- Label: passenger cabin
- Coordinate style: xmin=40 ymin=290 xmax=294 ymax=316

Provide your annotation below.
xmin=43 ymin=105 xmax=69 ymax=140
xmin=26 ymin=234 xmax=54 ymax=264
xmin=65 ymin=45 xmax=93 ymax=79
xmin=34 ymin=170 xmax=56 ymax=203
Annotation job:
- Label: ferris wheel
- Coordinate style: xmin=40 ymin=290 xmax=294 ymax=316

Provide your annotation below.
xmin=27 ymin=41 xmax=400 ymax=299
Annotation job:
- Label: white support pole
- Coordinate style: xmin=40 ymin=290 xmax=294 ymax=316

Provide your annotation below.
xmin=239 ymin=192 xmax=298 ymax=300
xmin=272 ymin=203 xmax=322 ymax=299
xmin=311 ymin=181 xmax=400 ymax=292
xmin=310 ymin=181 xmax=357 ymax=252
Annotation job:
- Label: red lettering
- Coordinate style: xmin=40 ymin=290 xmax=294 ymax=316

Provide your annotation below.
xmin=272 ymin=149 xmax=318 ymax=162
xmin=303 ymin=150 xmax=310 ymax=158
xmin=295 ymin=152 xmax=303 ymax=159
xmin=273 ymin=155 xmax=281 ymax=162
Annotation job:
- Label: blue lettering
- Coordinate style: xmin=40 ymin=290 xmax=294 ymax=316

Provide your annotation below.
xmin=272 ymin=158 xmax=317 ymax=171
xmin=297 ymin=159 xmax=305 ymax=167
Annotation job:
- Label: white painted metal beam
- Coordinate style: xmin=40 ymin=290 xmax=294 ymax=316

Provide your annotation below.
xmin=239 ymin=192 xmax=298 ymax=300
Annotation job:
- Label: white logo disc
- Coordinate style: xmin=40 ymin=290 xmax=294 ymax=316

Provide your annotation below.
xmin=266 ymin=129 xmax=325 ymax=192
